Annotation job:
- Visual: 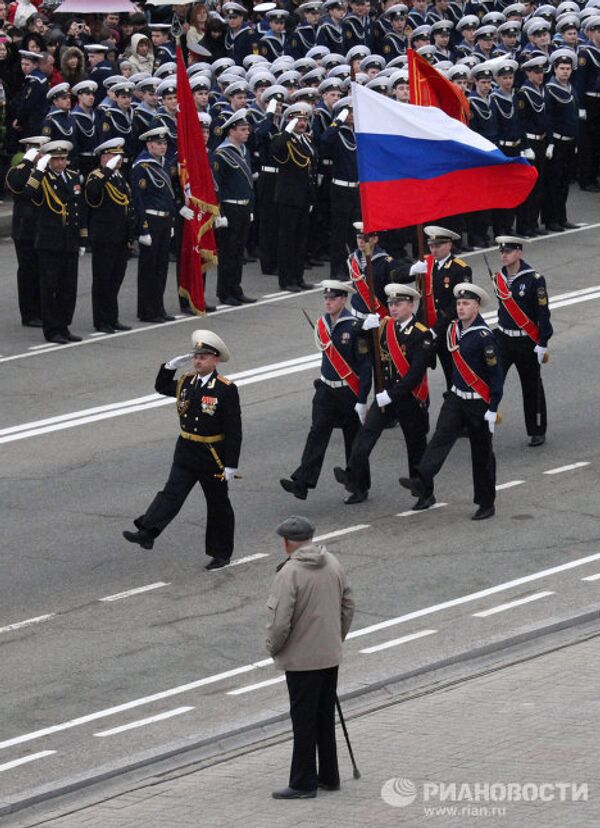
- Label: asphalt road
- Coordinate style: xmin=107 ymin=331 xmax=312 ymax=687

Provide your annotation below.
xmin=0 ymin=190 xmax=599 ymax=809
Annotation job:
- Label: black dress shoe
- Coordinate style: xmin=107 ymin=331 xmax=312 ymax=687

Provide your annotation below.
xmin=221 ymin=296 xmax=242 ymax=306
xmin=333 ymin=465 xmax=350 ymax=490
xmin=344 ymin=490 xmax=368 ymax=504
xmin=317 ymin=782 xmax=340 ymax=791
xmin=399 ymin=476 xmax=425 ymax=497
xmin=112 ymin=321 xmax=131 ymax=331
xmin=272 ymin=787 xmax=316 ymax=800
xmin=580 ymin=183 xmax=600 ymax=193
xmin=46 ymin=333 xmax=69 ymax=344
xmin=161 ymin=314 xmax=176 ymax=322
xmin=280 ymin=478 xmax=308 ymax=500
xmin=285 ymin=284 xmax=302 ymax=293
xmin=64 ymin=332 xmax=82 ymax=342
xmin=529 ymin=435 xmax=545 ymax=447
xmin=22 ymin=318 xmax=43 ymax=328
xmin=533 ymin=227 xmax=549 ymax=236
xmin=546 ymin=224 xmax=564 ymax=233
xmin=239 ymin=294 xmax=257 ymax=304
xmin=472 ymin=505 xmax=495 ymax=521
xmin=562 ymin=221 xmax=577 ymax=230
xmin=140 ymin=316 xmax=166 ymax=323
xmin=205 ymin=557 xmax=231 ymax=570
xmin=95 ymin=325 xmax=116 ymax=334
xmin=412 ymin=494 xmax=436 ymax=511
xmin=243 ymin=255 xmax=258 ymax=264
xmin=205 ymin=304 xmax=216 ymax=313
xmin=123 ymin=529 xmax=154 ymax=550
xmin=298 ymin=281 xmax=314 ymax=290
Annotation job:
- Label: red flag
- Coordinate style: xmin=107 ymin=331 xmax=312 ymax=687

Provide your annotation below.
xmin=176 ymin=46 xmax=218 ymax=314
xmin=408 ymin=48 xmax=470 ymax=124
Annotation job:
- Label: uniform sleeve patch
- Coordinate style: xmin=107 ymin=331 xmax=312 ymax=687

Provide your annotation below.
xmin=137 ymin=177 xmax=146 ymax=189
xmin=484 ymin=344 xmax=497 ymax=366
xmin=357 ymin=338 xmax=369 ymax=354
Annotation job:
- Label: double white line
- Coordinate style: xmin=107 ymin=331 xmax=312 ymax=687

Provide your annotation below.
xmin=1 ymin=285 xmax=598 ymax=446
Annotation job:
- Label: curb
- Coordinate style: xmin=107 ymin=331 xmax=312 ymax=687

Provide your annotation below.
xmin=2 ymin=606 xmax=599 ymax=817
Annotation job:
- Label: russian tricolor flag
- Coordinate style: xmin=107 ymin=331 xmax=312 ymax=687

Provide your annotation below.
xmin=352 ymin=83 xmax=537 ymax=233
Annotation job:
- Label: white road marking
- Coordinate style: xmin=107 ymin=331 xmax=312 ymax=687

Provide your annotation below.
xmin=581 ymin=573 xmax=600 ymax=582
xmin=345 ymin=552 xmax=600 ymax=640
xmin=3 ymin=552 xmax=600 ymax=752
xmin=472 ymin=591 xmax=555 ymax=618
xmin=226 ymin=676 xmax=286 ymax=696
xmin=220 ymin=553 xmax=270 ymax=569
xmin=495 ymin=480 xmax=525 ymax=490
xmin=88 ymin=332 xmax=107 ymax=337
xmin=543 ymin=462 xmax=590 ymax=475
xmin=28 ymin=343 xmax=56 ymax=351
xmin=359 ymin=629 xmax=437 ymax=654
xmin=263 ymin=290 xmax=289 ymax=298
xmin=99 ymin=582 xmax=170 ymax=603
xmin=314 ymin=524 xmax=370 ymax=542
xmin=0 ymin=751 xmax=56 ymax=773
xmin=0 ymin=614 xmax=55 ymax=634
xmin=397 ymin=503 xmax=448 ymax=517
xmin=94 ymin=707 xmax=194 ymax=737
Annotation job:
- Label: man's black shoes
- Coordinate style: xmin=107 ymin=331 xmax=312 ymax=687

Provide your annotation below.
xmin=399 ymin=476 xmax=425 ymax=498
xmin=272 ymin=787 xmax=317 ymax=800
xmin=529 ymin=435 xmax=545 ymax=447
xmin=412 ymin=494 xmax=436 ymax=511
xmin=220 ymin=296 xmax=242 ymax=306
xmin=344 ymin=490 xmax=368 ymax=504
xmin=123 ymin=529 xmax=154 ymax=550
xmin=47 ymin=334 xmax=69 ymax=344
xmin=333 ymin=465 xmax=350 ymax=490
xmin=318 ymin=782 xmax=340 ymax=791
xmin=472 ymin=506 xmax=495 ymax=521
xmin=280 ymin=478 xmax=308 ymax=500
xmin=239 ymin=294 xmax=257 ymax=304
xmin=65 ymin=331 xmax=82 ymax=342
xmin=113 ymin=321 xmax=131 ymax=331
xmin=205 ymin=557 xmax=231 ymax=570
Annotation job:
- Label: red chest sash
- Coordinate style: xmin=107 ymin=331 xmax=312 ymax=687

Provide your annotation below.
xmin=448 ymin=321 xmax=491 ymax=404
xmin=349 ymin=256 xmax=387 ymax=319
xmin=495 ymin=270 xmax=540 ymax=343
xmin=316 ymin=317 xmax=360 ymax=397
xmin=422 ymin=254 xmax=437 ymax=328
xmin=385 ymin=319 xmax=428 ymax=403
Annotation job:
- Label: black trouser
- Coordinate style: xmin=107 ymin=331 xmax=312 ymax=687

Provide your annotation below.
xmin=38 ymin=249 xmax=78 ymax=340
xmin=436 ymin=337 xmax=454 ymax=391
xmin=329 ymin=183 xmax=360 ymax=278
xmin=493 ymin=144 xmax=520 ymax=235
xmin=216 ymin=202 xmax=251 ymax=301
xmin=292 ymin=381 xmax=360 ymax=489
xmin=345 ymin=396 xmax=429 ymax=492
xmin=277 ymin=203 xmax=310 ymax=288
xmin=91 ymin=241 xmax=129 ymax=328
xmin=136 ymin=438 xmax=235 ymax=560
xmin=258 ymin=172 xmax=278 ymax=274
xmin=467 ymin=209 xmax=491 ymax=244
xmin=311 ymin=171 xmax=332 ymax=260
xmin=579 ymin=97 xmax=600 ymax=187
xmin=516 ymin=140 xmax=545 ymax=234
xmin=495 ymin=330 xmax=546 ymax=437
xmin=417 ymin=392 xmax=496 ymax=508
xmin=286 ymin=666 xmax=339 ymax=792
xmin=542 ymin=140 xmax=576 ymax=227
xmin=14 ymin=238 xmax=41 ymax=323
xmin=137 ymin=214 xmax=172 ymax=319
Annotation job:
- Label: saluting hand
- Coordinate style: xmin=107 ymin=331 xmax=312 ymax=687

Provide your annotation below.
xmin=361 ymin=313 xmax=380 ymax=331
xmin=165 ymin=353 xmax=193 ymax=370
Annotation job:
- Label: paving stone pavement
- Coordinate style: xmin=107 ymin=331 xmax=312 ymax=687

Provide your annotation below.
xmin=10 ymin=634 xmax=600 ymax=828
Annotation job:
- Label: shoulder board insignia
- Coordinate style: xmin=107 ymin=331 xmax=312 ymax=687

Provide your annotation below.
xmin=454 ymin=258 xmax=467 ymax=267
xmin=386 ymin=256 xmax=392 ymax=262
xmin=517 ymin=99 xmax=525 ymax=109
xmin=214 ymin=126 xmax=222 ymax=135
xmin=480 ymin=330 xmax=489 ymax=336
xmin=404 ymin=325 xmax=413 ymax=335
xmin=534 ymin=272 xmax=542 ymax=279
xmin=415 ymin=322 xmax=428 ymax=332
xmin=102 ymin=122 xmax=110 ymax=132
xmin=217 ymin=374 xmax=231 ymax=385
xmin=579 ymin=56 xmax=586 ymax=66
xmin=137 ymin=177 xmax=147 ymax=189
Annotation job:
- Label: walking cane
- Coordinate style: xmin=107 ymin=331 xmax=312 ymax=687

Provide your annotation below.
xmin=335 ymin=695 xmax=361 ymax=779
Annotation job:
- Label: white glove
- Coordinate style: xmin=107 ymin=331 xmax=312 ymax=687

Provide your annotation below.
xmin=484 ymin=409 xmax=497 ymax=434
xmin=250 ymin=212 xmax=254 ymax=222
xmin=361 ymin=313 xmax=380 ymax=331
xmin=36 ymin=153 xmax=51 ymax=172
xmin=285 ymin=117 xmax=298 ymax=134
xmin=223 ymin=467 xmax=237 ymax=482
xmin=252 ymin=171 xmax=259 ymax=180
xmin=520 ymin=148 xmax=535 ymax=161
xmin=170 ymin=227 xmax=175 ymax=238
xmin=317 ymin=173 xmax=324 ymax=187
xmin=336 ymin=108 xmax=349 ymax=124
xmin=354 ymin=402 xmax=367 ymax=424
xmin=376 ymin=390 xmax=392 ymax=407
xmin=545 ymin=144 xmax=554 ymax=160
xmin=179 ymin=205 xmax=195 ymax=220
xmin=266 ymin=97 xmax=277 ymax=114
xmin=78 ymin=246 xmax=86 ymax=257
xmin=138 ymin=234 xmax=152 ymax=246
xmin=409 ymin=260 xmax=428 ymax=276
xmin=105 ymin=154 xmax=121 ymax=170
xmin=533 ymin=345 xmax=547 ymax=365
xmin=579 ymin=108 xmax=587 ymax=120
xmin=165 ymin=353 xmax=193 ymax=370
xmin=429 ymin=327 xmax=437 ymax=339
xmin=215 ymin=215 xmax=229 ymax=229
xmin=23 ymin=148 xmax=38 ymax=162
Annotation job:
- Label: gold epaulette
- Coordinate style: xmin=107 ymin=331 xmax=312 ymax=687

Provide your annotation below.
xmin=454 ymin=257 xmax=468 ymax=267
xmin=217 ymin=374 xmax=232 ymax=385
xmin=415 ymin=322 xmax=428 ymax=332
xmin=27 ymin=175 xmax=40 ymax=189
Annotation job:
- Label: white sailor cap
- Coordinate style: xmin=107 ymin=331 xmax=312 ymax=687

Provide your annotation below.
xmin=295 ymin=57 xmax=318 ymax=73
xmin=190 ymin=74 xmax=212 ymax=91
xmin=416 ymin=44 xmax=437 ymax=58
xmin=18 ymin=135 xmax=50 ymax=147
xmin=385 ymin=283 xmax=421 ymax=301
xmin=301 ymin=67 xmax=325 ymax=85
xmin=306 ymin=45 xmax=331 ymax=60
xmin=318 ymin=76 xmax=344 ymax=94
xmin=191 ymin=329 xmax=230 ymax=361
xmin=221 ymin=108 xmax=249 ymax=131
xmin=366 ymin=75 xmax=391 ymax=93
xmin=254 ymin=1 xmax=277 ymax=11
xmin=188 ymin=41 xmax=213 ymax=58
xmin=139 ymin=126 xmax=170 ymax=142
xmin=95 ymin=137 xmax=125 ymax=155
xmin=213 ymin=57 xmax=236 ymax=74
xmin=360 ymin=54 xmax=386 ymax=71
xmin=262 ymin=84 xmax=288 ymax=103
xmin=84 ymin=43 xmax=109 ymax=53
xmin=46 ymin=82 xmax=71 ymax=100
xmin=534 ymin=3 xmax=557 ymax=18
xmin=136 ymin=76 xmax=161 ymax=92
xmin=292 ymin=87 xmax=320 ymax=102
xmin=103 ymin=74 xmax=124 ymax=89
xmin=521 ymin=55 xmax=549 ymax=71
xmin=498 ymin=20 xmax=522 ymax=34
xmin=244 ymin=54 xmax=269 ymax=69
xmin=495 ymin=235 xmax=526 ymax=249
xmin=411 ymin=24 xmax=431 ymax=39
xmin=297 ymin=0 xmax=323 ymax=12
xmin=550 ymin=47 xmax=577 ymax=66
xmin=474 ymin=24 xmax=497 ymax=39
xmin=266 ymin=8 xmax=289 ymax=19
xmin=271 ymin=55 xmax=295 ymax=74
xmin=584 ymin=15 xmax=600 ymax=31
xmin=556 ymin=0 xmax=579 ymax=13
xmin=156 ymin=78 xmax=177 ymax=97
xmin=503 ymin=2 xmax=526 ymax=15
xmin=387 ymin=55 xmax=408 ymax=68
xmin=198 ymin=112 xmax=212 ymax=128
xmin=112 ymin=80 xmax=135 ymax=94
xmin=434 ymin=60 xmax=454 ymax=73
xmin=224 ymin=80 xmax=249 ymax=98
xmin=431 ymin=19 xmax=454 ymax=33
xmin=40 ymin=140 xmax=73 ymax=157
xmin=457 ymin=14 xmax=480 ymax=30
xmin=222 ymin=1 xmax=248 ymax=16
xmin=492 ymin=57 xmax=519 ymax=74
xmin=155 ymin=62 xmax=177 ymax=78
xmin=447 ymin=64 xmax=470 ymax=80
xmin=346 ymin=45 xmax=371 ymax=62
xmin=322 ymin=0 xmax=346 ymax=8
xmin=526 ymin=17 xmax=552 ymax=34
xmin=328 ymin=63 xmax=351 ymax=79
xmin=71 ymin=81 xmax=97 ymax=96
xmin=390 ymin=67 xmax=409 ymax=84
xmin=278 ymin=69 xmax=303 ymax=86
xmin=19 ymin=49 xmax=42 ymax=60
xmin=424 ymin=225 xmax=460 ymax=242
xmin=321 ymin=52 xmax=345 ymax=69
xmin=129 ymin=72 xmax=151 ymax=84
xmin=333 ymin=95 xmax=352 ymax=113
xmin=322 ymin=279 xmax=355 ymax=295
xmin=148 ymin=23 xmax=172 ymax=31
xmin=187 ymin=62 xmax=212 ymax=77
xmin=471 ymin=60 xmax=495 ymax=80
xmin=481 ymin=11 xmax=506 ymax=26
xmin=453 ymin=283 xmax=490 ymax=306
xmin=284 ymin=101 xmax=313 ymax=119
xmin=555 ymin=14 xmax=580 ymax=31
xmin=384 ymin=3 xmax=409 ymax=17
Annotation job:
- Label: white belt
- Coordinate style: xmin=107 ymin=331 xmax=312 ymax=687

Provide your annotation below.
xmin=146 ymin=209 xmax=170 ymax=217
xmin=223 ymin=199 xmax=250 ymax=206
xmin=498 ymin=325 xmax=527 ymax=337
xmin=585 ymin=92 xmax=600 ymax=98
xmin=320 ymin=375 xmax=346 ymax=388
xmin=526 ymin=133 xmax=545 ymax=141
xmin=322 ymin=159 xmax=333 ymax=166
xmin=552 ymin=133 xmax=575 ymax=142
xmin=261 ymin=165 xmax=278 ymax=173
xmin=451 ymin=385 xmax=482 ymax=400
xmin=332 ymin=179 xmax=358 ymax=188
xmin=498 ymin=140 xmax=520 ymax=147
xmin=350 ymin=306 xmax=368 ymax=319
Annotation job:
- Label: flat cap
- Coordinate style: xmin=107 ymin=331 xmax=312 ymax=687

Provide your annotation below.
xmin=276 ymin=515 xmax=316 ymax=541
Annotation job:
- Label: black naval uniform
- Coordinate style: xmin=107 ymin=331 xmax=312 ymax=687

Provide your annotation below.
xmin=72 ymin=104 xmax=98 ymax=179
xmin=415 ymin=253 xmax=472 ymax=389
xmin=6 ymin=156 xmax=42 ymax=325
xmin=24 ymin=164 xmax=84 ymax=342
xmin=493 ymin=260 xmax=552 ymax=440
xmin=411 ymin=313 xmax=504 ymax=511
xmin=287 ymin=308 xmax=371 ymax=496
xmin=41 ymin=108 xmax=78 ymax=164
xmin=12 ymin=68 xmax=48 ymax=138
xmin=515 ymin=80 xmax=548 ymax=235
xmin=339 ymin=315 xmax=433 ymax=496
xmin=574 ymin=42 xmax=600 ymax=190
xmin=542 ymin=78 xmax=578 ymax=229
xmin=254 ymin=109 xmax=281 ymax=275
xmin=135 ymin=365 xmax=242 ymax=562
xmin=348 ymin=245 xmax=412 ymax=319
xmin=491 ymin=89 xmax=522 ymax=235
xmin=85 ymin=163 xmax=135 ymax=330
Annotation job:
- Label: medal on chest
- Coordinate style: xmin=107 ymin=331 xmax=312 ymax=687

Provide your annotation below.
xmin=177 ymin=387 xmax=189 ymax=416
xmin=443 ymin=276 xmax=450 ymax=288
xmin=518 ymin=283 xmax=525 ymax=297
xmin=201 ymin=395 xmax=218 ymax=416
xmin=340 ymin=331 xmax=350 ymax=344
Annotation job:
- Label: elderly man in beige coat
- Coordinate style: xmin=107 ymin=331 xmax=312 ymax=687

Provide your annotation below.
xmin=266 ymin=515 xmax=355 ymax=800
